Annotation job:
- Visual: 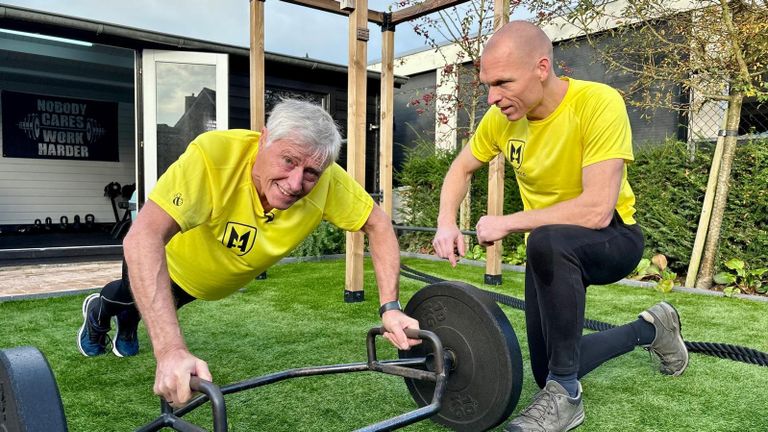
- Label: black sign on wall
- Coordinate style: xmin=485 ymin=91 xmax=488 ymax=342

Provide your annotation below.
xmin=1 ymin=90 xmax=119 ymax=162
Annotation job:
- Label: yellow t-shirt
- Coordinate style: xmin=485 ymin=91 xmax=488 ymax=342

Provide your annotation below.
xmin=149 ymin=129 xmax=374 ymax=300
xmin=470 ymin=77 xmax=637 ymax=225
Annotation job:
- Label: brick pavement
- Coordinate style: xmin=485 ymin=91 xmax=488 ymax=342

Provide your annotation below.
xmin=0 ymin=260 xmax=121 ymax=299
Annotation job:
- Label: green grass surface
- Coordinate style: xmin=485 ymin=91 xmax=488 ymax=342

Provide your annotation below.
xmin=1 ymin=257 xmax=767 ymax=431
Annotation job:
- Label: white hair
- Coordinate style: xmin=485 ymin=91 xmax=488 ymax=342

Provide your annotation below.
xmin=265 ymin=99 xmax=342 ymax=168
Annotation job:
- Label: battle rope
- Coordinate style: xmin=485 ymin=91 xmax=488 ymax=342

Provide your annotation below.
xmin=400 ymin=264 xmax=768 ymax=367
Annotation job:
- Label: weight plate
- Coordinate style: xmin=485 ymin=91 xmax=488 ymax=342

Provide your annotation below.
xmin=400 ymin=281 xmax=523 ymax=432
xmin=0 ymin=346 xmax=68 ymax=432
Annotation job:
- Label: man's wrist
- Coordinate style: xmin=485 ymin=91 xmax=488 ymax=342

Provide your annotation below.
xmin=436 ymin=215 xmax=457 ymax=228
xmin=378 ymin=300 xmax=402 ymax=317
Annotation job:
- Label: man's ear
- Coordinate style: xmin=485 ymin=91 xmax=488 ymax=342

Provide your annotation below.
xmin=258 ymin=127 xmax=268 ymax=149
xmin=536 ymin=57 xmax=551 ymax=82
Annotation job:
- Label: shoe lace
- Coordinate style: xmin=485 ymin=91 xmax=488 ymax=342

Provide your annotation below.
xmin=88 ymin=319 xmax=112 ymax=347
xmin=519 ymin=390 xmax=556 ymax=426
xmin=644 ymin=347 xmax=665 ymax=371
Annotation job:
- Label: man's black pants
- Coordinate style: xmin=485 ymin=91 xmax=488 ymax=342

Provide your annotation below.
xmin=524 ymin=212 xmax=644 ymax=388
xmin=95 ymin=260 xmax=196 ymax=324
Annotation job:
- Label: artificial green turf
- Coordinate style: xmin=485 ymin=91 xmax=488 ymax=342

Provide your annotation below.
xmin=1 ymin=257 xmax=767 ymax=431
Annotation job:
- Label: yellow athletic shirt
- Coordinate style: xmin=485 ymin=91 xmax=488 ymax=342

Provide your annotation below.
xmin=470 ymin=77 xmax=636 ymax=225
xmin=149 ymin=129 xmax=374 ymax=300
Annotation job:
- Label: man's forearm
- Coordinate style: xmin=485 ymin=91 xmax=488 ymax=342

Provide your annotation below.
xmin=124 ymin=232 xmax=187 ymax=357
xmin=362 ymin=206 xmax=400 ymax=304
xmin=370 ymin=232 xmax=400 ymax=304
xmin=437 ymin=166 xmax=472 ymax=228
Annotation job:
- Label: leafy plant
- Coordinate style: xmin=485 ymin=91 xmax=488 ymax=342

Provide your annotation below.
xmin=466 ymin=244 xmax=487 ymax=261
xmin=713 ymin=258 xmax=768 ymax=297
xmin=502 ymin=243 xmax=527 ymax=266
xmin=630 ymin=254 xmax=677 ymax=293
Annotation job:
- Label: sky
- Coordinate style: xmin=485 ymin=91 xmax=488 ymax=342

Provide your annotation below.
xmin=0 ymin=0 xmax=434 ymax=65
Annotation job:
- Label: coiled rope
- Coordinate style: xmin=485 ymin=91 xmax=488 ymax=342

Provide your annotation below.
xmin=400 ymin=264 xmax=768 ymax=367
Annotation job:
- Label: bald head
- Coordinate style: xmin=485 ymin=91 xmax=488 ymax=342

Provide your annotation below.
xmin=480 ymin=21 xmax=566 ymax=121
xmin=484 ymin=20 xmax=554 ymax=67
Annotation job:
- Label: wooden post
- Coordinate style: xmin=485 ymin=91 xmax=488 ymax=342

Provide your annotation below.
xmin=379 ymin=25 xmax=395 ymax=218
xmin=345 ymin=0 xmax=369 ymax=299
xmin=685 ymin=114 xmax=728 ymax=287
xmin=484 ymin=0 xmax=509 ymax=286
xmin=250 ymin=0 xmax=265 ymax=131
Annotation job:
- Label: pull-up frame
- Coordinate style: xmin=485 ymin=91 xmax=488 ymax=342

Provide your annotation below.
xmin=248 ymin=0 xmax=509 ymax=293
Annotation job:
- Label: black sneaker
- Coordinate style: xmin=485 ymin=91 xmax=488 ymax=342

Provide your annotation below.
xmin=77 ymin=293 xmax=110 ymax=357
xmin=112 ymin=309 xmax=140 ymax=357
xmin=505 ymin=381 xmax=585 ymax=432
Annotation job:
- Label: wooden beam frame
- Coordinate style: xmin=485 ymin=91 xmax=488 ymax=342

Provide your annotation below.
xmin=253 ymin=0 xmax=509 ymax=295
xmin=344 ymin=0 xmax=369 ymax=294
xmin=484 ymin=0 xmax=509 ymax=285
xmin=390 ymin=0 xmax=466 ymax=25
xmin=250 ymin=0 xmax=265 ymax=131
xmin=280 ymin=0 xmax=383 ymax=24
xmin=379 ymin=28 xmax=395 ymax=217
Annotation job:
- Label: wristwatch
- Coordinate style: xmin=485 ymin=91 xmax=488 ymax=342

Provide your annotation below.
xmin=378 ymin=300 xmax=402 ymax=317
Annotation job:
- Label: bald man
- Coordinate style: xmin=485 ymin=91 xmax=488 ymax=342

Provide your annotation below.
xmin=433 ymin=21 xmax=688 ymax=432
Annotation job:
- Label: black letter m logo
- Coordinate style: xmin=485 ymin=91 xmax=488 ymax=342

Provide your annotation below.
xmin=222 ymin=222 xmax=257 ymax=256
xmin=506 ymin=139 xmax=525 ymax=170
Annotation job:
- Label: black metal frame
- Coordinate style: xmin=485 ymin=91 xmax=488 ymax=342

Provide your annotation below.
xmin=135 ymin=328 xmax=448 ymax=432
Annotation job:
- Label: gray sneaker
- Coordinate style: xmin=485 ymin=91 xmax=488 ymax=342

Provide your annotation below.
xmin=639 ymin=301 xmax=689 ymax=376
xmin=504 ymin=380 xmax=584 ymax=432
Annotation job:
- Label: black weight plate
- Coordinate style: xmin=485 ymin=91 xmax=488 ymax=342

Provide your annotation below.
xmin=0 ymin=346 xmax=68 ymax=432
xmin=400 ymin=281 xmax=522 ymax=432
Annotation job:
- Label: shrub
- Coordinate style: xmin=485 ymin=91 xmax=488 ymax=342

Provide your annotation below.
xmin=628 ymin=140 xmax=709 ymax=272
xmin=291 ymin=221 xmax=345 ymax=257
xmin=630 ymin=138 xmax=768 ymax=274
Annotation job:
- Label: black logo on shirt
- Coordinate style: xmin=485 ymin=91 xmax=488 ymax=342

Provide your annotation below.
xmin=223 ymin=222 xmax=257 ymax=256
xmin=506 ymin=139 xmax=525 ymax=170
xmin=172 ymin=193 xmax=184 ymax=206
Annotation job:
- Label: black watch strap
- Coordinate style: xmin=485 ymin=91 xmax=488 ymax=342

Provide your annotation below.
xmin=378 ymin=300 xmax=402 ymax=317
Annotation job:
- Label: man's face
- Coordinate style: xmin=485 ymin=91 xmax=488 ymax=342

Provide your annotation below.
xmin=252 ymin=131 xmax=326 ymax=212
xmin=479 ymin=47 xmax=546 ymax=121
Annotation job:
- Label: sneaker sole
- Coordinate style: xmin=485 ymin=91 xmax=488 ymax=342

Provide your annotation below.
xmin=565 ymin=410 xmax=585 ymax=431
xmin=111 ymin=316 xmax=138 ymax=357
xmin=659 ymin=301 xmax=689 ymax=377
xmin=111 ymin=316 xmax=124 ymax=357
xmin=77 ymin=293 xmax=103 ymax=357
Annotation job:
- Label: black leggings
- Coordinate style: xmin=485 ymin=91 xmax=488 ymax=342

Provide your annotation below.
xmin=95 ymin=260 xmax=196 ymax=325
xmin=525 ymin=212 xmax=645 ymax=388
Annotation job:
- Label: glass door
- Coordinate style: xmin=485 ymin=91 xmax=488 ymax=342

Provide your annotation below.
xmin=140 ymin=50 xmax=228 ymax=196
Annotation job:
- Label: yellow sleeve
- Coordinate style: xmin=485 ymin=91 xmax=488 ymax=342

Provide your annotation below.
xmin=581 ymin=87 xmax=634 ymax=167
xmin=469 ymin=106 xmax=504 ymax=163
xmin=148 ymin=143 xmax=213 ymax=232
xmin=322 ymin=164 xmax=374 ymax=232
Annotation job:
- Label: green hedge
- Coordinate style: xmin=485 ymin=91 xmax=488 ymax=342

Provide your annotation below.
xmin=630 ymin=138 xmax=768 ymax=273
xmin=396 ymin=138 xmax=768 ymax=274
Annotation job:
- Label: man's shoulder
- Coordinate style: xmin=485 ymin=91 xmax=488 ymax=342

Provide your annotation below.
xmin=320 ymin=163 xmax=355 ymax=186
xmin=568 ymin=78 xmax=622 ymax=101
xmin=194 ymin=129 xmax=260 ymax=147
xmin=190 ymin=129 xmax=260 ymax=159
